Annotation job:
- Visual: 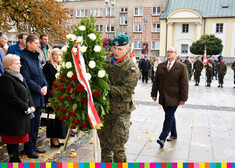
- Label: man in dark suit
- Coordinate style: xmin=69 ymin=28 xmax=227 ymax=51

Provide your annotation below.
xmin=151 ymin=47 xmax=189 ymax=148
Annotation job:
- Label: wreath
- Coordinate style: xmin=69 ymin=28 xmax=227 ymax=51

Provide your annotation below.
xmin=141 ymin=42 xmax=149 ymax=54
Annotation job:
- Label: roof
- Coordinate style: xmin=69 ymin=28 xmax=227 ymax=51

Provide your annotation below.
xmin=160 ymin=0 xmax=235 ymax=19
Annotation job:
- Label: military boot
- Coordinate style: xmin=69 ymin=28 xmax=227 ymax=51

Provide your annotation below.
xmin=221 ymin=84 xmax=223 ymax=88
xmin=218 ymin=84 xmax=221 ymax=87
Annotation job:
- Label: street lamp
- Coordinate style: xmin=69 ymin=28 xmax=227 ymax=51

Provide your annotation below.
xmin=105 ymin=0 xmax=116 ymax=38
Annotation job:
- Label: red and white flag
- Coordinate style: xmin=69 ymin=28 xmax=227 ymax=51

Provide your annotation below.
xmin=130 ymin=42 xmax=137 ymax=63
xmin=203 ymin=49 xmax=207 ymax=65
xmin=71 ymin=42 xmax=102 ymax=129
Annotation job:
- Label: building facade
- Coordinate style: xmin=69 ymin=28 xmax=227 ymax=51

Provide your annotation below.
xmin=59 ymin=0 xmax=168 ymax=59
xmin=160 ymin=0 xmax=235 ymax=61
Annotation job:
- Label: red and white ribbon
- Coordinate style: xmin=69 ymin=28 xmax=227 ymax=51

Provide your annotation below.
xmin=71 ymin=42 xmax=102 ymax=129
xmin=130 ymin=42 xmax=137 ymax=63
xmin=203 ymin=49 xmax=207 ymax=65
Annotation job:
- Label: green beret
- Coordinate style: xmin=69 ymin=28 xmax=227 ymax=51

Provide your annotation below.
xmin=186 ymin=56 xmax=189 ymax=58
xmin=208 ymin=55 xmax=212 ymax=58
xmin=220 ymin=56 xmax=224 ymax=60
xmin=197 ymin=56 xmax=200 ymax=58
xmin=110 ymin=34 xmax=130 ymax=46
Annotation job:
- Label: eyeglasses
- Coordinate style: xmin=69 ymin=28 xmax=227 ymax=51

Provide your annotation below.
xmin=167 ymin=51 xmax=176 ymax=53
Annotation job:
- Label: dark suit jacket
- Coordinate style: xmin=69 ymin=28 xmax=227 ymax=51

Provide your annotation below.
xmin=20 ymin=48 xmax=48 ymax=107
xmin=151 ymin=60 xmax=189 ymax=106
xmin=0 ymin=72 xmax=34 ymax=135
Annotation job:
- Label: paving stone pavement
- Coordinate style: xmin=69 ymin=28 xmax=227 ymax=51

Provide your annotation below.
xmin=2 ymin=66 xmax=235 ymax=162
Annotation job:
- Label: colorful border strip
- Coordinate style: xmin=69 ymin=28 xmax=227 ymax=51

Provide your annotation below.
xmin=0 ymin=163 xmax=235 ymax=168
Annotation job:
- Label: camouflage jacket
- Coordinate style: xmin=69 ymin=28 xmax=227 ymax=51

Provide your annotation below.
xmin=205 ymin=60 xmax=215 ymax=72
xmin=217 ymin=63 xmax=227 ymax=74
xmin=193 ymin=60 xmax=203 ymax=72
xmin=183 ymin=61 xmax=192 ymax=73
xmin=105 ymin=53 xmax=140 ymax=114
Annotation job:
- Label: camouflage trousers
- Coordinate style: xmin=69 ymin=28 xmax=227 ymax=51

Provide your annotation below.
xmin=194 ymin=71 xmax=201 ymax=83
xmin=206 ymin=71 xmax=213 ymax=84
xmin=218 ymin=73 xmax=225 ymax=84
xmin=97 ymin=113 xmax=131 ymax=162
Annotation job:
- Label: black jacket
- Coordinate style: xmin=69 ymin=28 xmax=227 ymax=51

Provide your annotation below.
xmin=140 ymin=59 xmax=151 ymax=71
xmin=0 ymin=72 xmax=34 ymax=135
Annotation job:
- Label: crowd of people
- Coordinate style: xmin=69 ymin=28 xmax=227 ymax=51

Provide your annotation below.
xmin=1 ymin=30 xmax=235 ymax=163
xmin=0 ymin=32 xmax=67 ymax=162
xmin=138 ymin=53 xmax=234 ymax=88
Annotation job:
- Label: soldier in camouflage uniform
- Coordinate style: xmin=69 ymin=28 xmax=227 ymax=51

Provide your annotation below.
xmin=217 ymin=57 xmax=227 ymax=88
xmin=205 ymin=55 xmax=215 ymax=87
xmin=193 ymin=56 xmax=203 ymax=86
xmin=183 ymin=56 xmax=192 ymax=80
xmin=232 ymin=61 xmax=235 ymax=88
xmin=97 ymin=34 xmax=140 ymax=162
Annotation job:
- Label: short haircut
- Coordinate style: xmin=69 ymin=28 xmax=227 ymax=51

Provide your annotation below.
xmin=18 ymin=32 xmax=28 ymax=39
xmin=26 ymin=34 xmax=39 ymax=43
xmin=40 ymin=34 xmax=48 ymax=39
xmin=3 ymin=54 xmax=20 ymax=70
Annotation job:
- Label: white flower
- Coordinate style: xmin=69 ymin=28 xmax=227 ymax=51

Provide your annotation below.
xmin=98 ymin=70 xmax=105 ymax=78
xmin=61 ymin=46 xmax=68 ymax=53
xmin=56 ymin=65 xmax=62 ymax=72
xmin=76 ymin=36 xmax=83 ymax=43
xmin=94 ymin=45 xmax=101 ymax=52
xmin=72 ymin=47 xmax=78 ymax=54
xmin=55 ymin=73 xmax=60 ymax=78
xmin=62 ymin=62 xmax=65 ymax=68
xmin=88 ymin=61 xmax=96 ymax=69
xmin=88 ymin=33 xmax=96 ymax=41
xmin=65 ymin=62 xmax=72 ymax=69
xmin=58 ymin=57 xmax=63 ymax=63
xmin=79 ymin=45 xmax=87 ymax=53
xmin=66 ymin=34 xmax=77 ymax=41
xmin=67 ymin=71 xmax=74 ymax=78
xmin=79 ymin=25 xmax=86 ymax=31
xmin=86 ymin=73 xmax=91 ymax=80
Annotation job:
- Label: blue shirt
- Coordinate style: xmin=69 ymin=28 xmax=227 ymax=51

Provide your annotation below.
xmin=7 ymin=42 xmax=23 ymax=57
xmin=0 ymin=48 xmax=6 ymax=76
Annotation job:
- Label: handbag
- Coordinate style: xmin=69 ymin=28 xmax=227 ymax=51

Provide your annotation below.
xmin=40 ymin=108 xmax=56 ymax=127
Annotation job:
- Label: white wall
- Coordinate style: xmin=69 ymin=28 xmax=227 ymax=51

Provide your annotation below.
xmin=212 ymin=22 xmax=226 ymax=56
xmin=232 ymin=22 xmax=235 ymax=57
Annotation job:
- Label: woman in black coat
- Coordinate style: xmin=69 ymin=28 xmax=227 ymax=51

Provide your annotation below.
xmin=43 ymin=48 xmax=67 ymax=147
xmin=0 ymin=54 xmax=35 ymax=162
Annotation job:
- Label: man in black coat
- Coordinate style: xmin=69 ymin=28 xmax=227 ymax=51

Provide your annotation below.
xmin=140 ymin=56 xmax=150 ymax=83
xmin=20 ymin=34 xmax=48 ymax=158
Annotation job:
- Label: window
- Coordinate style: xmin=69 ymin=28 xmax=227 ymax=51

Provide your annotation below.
xmin=182 ymin=24 xmax=189 ymax=33
xmin=76 ymin=9 xmax=88 ymax=17
xmin=152 ymin=24 xmax=160 ymax=32
xmin=133 ymin=24 xmax=143 ymax=32
xmin=181 ymin=44 xmax=188 ymax=54
xmin=106 ymin=24 xmax=115 ymax=32
xmin=119 ymin=32 xmax=128 ymax=35
xmin=152 ymin=7 xmax=160 ymax=15
xmin=120 ymin=16 xmax=128 ymax=25
xmin=91 ymin=8 xmax=103 ymax=17
xmin=70 ymin=10 xmax=73 ymax=18
xmin=96 ymin=25 xmax=103 ymax=32
xmin=216 ymin=23 xmax=223 ymax=33
xmin=152 ymin=41 xmax=160 ymax=50
xmin=120 ymin=7 xmax=128 ymax=13
xmin=134 ymin=7 xmax=143 ymax=16
xmin=106 ymin=8 xmax=115 ymax=16
xmin=134 ymin=41 xmax=142 ymax=49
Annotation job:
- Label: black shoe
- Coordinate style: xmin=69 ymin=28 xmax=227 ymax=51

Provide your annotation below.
xmin=59 ymin=142 xmax=64 ymax=146
xmin=156 ymin=139 xmax=165 ymax=148
xmin=50 ymin=139 xmax=61 ymax=148
xmin=26 ymin=152 xmax=39 ymax=159
xmin=218 ymin=85 xmax=221 ymax=87
xmin=34 ymin=148 xmax=46 ymax=153
xmin=221 ymin=85 xmax=223 ymax=88
xmin=167 ymin=136 xmax=177 ymax=141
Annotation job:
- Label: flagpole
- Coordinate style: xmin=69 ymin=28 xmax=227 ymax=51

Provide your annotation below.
xmin=204 ymin=46 xmax=207 ymax=86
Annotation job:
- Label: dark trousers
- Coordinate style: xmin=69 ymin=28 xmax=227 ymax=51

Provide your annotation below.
xmin=24 ymin=107 xmax=41 ymax=153
xmin=7 ymin=144 xmax=21 ymax=162
xmin=159 ymin=105 xmax=178 ymax=141
xmin=142 ymin=71 xmax=148 ymax=83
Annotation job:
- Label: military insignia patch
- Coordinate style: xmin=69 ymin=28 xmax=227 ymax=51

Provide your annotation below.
xmin=131 ymin=67 xmax=136 ymax=71
xmin=114 ymin=41 xmax=119 ymax=46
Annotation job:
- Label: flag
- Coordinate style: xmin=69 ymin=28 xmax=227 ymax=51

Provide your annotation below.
xmin=130 ymin=42 xmax=137 ymax=63
xmin=71 ymin=42 xmax=102 ymax=129
xmin=203 ymin=49 xmax=207 ymax=65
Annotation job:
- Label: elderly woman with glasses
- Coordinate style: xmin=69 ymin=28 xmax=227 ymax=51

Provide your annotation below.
xmin=0 ymin=54 xmax=35 ymax=162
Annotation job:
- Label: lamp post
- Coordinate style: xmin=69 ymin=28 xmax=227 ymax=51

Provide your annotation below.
xmin=105 ymin=0 xmax=116 ymax=38
xmin=144 ymin=17 xmax=148 ymax=42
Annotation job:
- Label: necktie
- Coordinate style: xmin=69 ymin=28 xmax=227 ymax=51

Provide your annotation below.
xmin=167 ymin=63 xmax=171 ymax=72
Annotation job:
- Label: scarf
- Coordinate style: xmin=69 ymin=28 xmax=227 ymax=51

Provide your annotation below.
xmin=5 ymin=69 xmax=24 ymax=82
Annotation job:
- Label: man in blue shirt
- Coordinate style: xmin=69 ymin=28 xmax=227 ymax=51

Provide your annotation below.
xmin=0 ymin=31 xmax=8 ymax=76
xmin=7 ymin=32 xmax=28 ymax=57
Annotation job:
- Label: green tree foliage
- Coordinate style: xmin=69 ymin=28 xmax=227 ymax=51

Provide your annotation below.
xmin=190 ymin=34 xmax=223 ymax=55
xmin=0 ymin=0 xmax=70 ymax=42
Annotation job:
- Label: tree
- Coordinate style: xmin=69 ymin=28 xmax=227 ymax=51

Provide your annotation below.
xmin=0 ymin=0 xmax=70 ymax=43
xmin=190 ymin=34 xmax=223 ymax=55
